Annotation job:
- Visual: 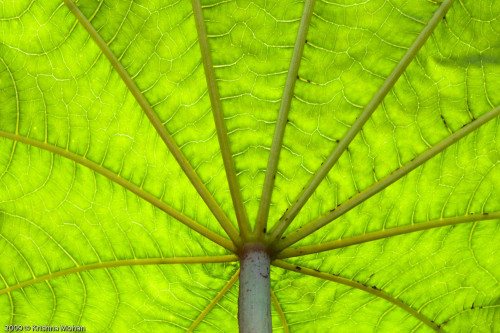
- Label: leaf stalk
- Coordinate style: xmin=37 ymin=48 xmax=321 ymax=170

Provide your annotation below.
xmin=238 ymin=243 xmax=272 ymax=332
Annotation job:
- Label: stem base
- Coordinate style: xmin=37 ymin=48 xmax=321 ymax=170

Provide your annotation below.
xmin=238 ymin=243 xmax=272 ymax=333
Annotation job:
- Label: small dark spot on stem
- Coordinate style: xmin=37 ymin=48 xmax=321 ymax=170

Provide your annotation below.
xmin=260 ymin=273 xmax=269 ymax=278
xmin=295 ymin=266 xmax=301 ymax=270
xmin=262 ymin=228 xmax=266 ymax=233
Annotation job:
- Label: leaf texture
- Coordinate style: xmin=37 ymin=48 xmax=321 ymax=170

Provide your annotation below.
xmin=1 ymin=0 xmax=499 ymax=331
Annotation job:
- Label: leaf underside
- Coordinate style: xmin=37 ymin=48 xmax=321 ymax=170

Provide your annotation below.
xmin=1 ymin=0 xmax=499 ymax=332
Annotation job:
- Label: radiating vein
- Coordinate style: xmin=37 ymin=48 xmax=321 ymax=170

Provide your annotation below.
xmin=272 ymin=260 xmax=440 ymax=332
xmin=254 ymin=0 xmax=316 ymax=240
xmin=439 ymin=304 xmax=500 ymax=328
xmin=274 ymin=104 xmax=500 ymax=251
xmin=191 ymin=0 xmax=251 ymax=240
xmin=0 ymin=255 xmax=238 ymax=296
xmin=271 ymin=288 xmax=290 ymax=333
xmin=62 ymin=0 xmax=240 ymax=247
xmin=268 ymin=0 xmax=456 ymax=243
xmin=187 ymin=269 xmax=239 ymax=332
xmin=277 ymin=212 xmax=500 ymax=258
xmin=0 ymin=131 xmax=236 ymax=253
xmin=0 ymin=274 xmax=13 ymax=325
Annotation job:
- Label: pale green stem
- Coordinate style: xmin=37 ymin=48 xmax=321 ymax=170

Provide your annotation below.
xmin=191 ymin=0 xmax=251 ymax=240
xmin=255 ymin=0 xmax=316 ymax=240
xmin=0 ymin=131 xmax=236 ymax=253
xmin=268 ymin=0 xmax=456 ymax=243
xmin=62 ymin=0 xmax=240 ymax=248
xmin=187 ymin=269 xmax=240 ymax=332
xmin=274 ymin=104 xmax=500 ymax=252
xmin=273 ymin=260 xmax=440 ymax=332
xmin=239 ymin=243 xmax=272 ymax=332
xmin=0 ymin=255 xmax=238 ymax=296
xmin=277 ymin=212 xmax=500 ymax=258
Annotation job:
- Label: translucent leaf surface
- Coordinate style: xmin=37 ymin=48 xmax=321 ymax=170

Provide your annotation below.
xmin=1 ymin=0 xmax=499 ymax=331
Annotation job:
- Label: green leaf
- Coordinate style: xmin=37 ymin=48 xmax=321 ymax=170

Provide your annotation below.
xmin=1 ymin=0 xmax=499 ymax=331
